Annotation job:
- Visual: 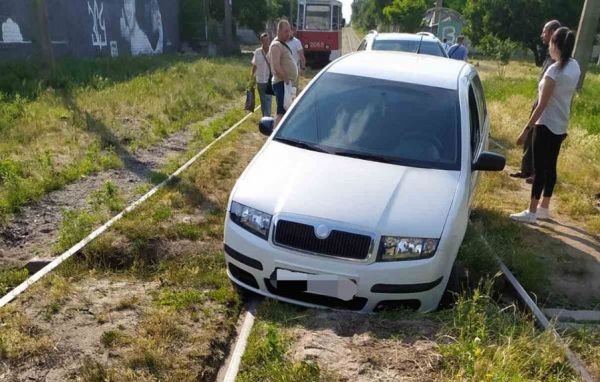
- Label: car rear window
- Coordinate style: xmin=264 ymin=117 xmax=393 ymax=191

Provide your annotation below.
xmin=372 ymin=39 xmax=446 ymax=57
xmin=275 ymin=72 xmax=461 ymax=170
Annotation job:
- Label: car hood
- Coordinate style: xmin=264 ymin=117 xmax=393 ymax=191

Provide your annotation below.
xmin=232 ymin=141 xmax=460 ymax=238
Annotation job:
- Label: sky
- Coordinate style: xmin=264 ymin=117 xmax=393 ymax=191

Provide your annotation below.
xmin=341 ymin=0 xmax=353 ymax=22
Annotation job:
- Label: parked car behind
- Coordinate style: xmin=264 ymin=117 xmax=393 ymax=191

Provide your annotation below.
xmin=357 ymin=31 xmax=448 ymax=58
xmin=223 ymin=51 xmax=504 ymax=313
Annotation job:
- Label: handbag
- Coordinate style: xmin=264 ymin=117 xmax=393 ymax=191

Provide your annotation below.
xmin=245 ymin=87 xmax=255 ymax=112
xmin=261 ymin=49 xmax=275 ymax=96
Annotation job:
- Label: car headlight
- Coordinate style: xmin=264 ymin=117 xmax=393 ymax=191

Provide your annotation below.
xmin=229 ymin=201 xmax=272 ymax=240
xmin=379 ymin=237 xmax=439 ymax=261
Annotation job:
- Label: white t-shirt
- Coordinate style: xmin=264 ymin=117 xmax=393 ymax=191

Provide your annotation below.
xmin=288 ymin=37 xmax=303 ymax=66
xmin=252 ymin=47 xmax=270 ymax=84
xmin=537 ymin=59 xmax=581 ymax=135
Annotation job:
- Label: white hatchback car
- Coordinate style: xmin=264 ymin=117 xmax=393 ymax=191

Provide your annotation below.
xmin=223 ymin=51 xmax=505 ymax=312
xmin=358 ymin=31 xmax=449 ymax=58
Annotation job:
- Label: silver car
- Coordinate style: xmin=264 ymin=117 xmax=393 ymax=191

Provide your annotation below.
xmin=358 ymin=31 xmax=449 ymax=58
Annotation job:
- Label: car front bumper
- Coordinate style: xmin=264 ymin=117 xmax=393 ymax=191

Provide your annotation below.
xmin=223 ymin=215 xmax=455 ymax=313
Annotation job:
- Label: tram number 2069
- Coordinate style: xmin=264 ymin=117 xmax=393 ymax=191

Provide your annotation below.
xmin=308 ymin=41 xmax=326 ymax=49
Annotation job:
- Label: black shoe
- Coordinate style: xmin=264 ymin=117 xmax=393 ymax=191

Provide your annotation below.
xmin=510 ymin=172 xmax=530 ymax=178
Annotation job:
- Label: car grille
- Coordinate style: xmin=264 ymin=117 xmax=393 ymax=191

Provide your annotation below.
xmin=274 ymin=220 xmax=372 ymax=260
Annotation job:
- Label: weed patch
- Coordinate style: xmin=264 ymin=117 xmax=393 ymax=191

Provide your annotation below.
xmin=0 ymin=268 xmax=28 ymax=295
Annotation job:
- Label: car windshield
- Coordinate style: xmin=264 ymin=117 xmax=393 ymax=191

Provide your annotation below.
xmin=372 ymin=39 xmax=446 ymax=57
xmin=274 ymin=73 xmax=460 ymax=170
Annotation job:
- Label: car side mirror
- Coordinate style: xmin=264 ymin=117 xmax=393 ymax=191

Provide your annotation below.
xmin=472 ymin=151 xmax=506 ymax=171
xmin=258 ymin=117 xmax=274 ymax=136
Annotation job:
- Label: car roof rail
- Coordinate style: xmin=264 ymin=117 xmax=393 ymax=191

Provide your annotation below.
xmin=368 ymin=30 xmax=378 ymax=36
xmin=416 ymin=31 xmax=435 ymax=37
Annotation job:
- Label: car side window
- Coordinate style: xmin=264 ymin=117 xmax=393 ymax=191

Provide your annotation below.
xmin=468 ymin=84 xmax=481 ymax=160
xmin=471 ymin=75 xmax=487 ymax=129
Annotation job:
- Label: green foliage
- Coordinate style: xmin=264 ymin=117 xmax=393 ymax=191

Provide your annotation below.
xmin=439 ymin=282 xmax=577 ymax=381
xmin=463 ymin=0 xmax=583 ymax=65
xmin=0 ymin=268 xmax=29 ymax=296
xmin=239 ymin=321 xmax=321 ymax=382
xmin=383 ymin=0 xmax=428 ymax=32
xmin=352 ymin=0 xmax=393 ymax=31
xmin=89 ymin=181 xmax=125 ymax=213
xmin=156 ymin=289 xmax=206 ymax=310
xmin=54 ymin=209 xmax=103 ymax=254
xmin=479 ymin=35 xmax=519 ymax=76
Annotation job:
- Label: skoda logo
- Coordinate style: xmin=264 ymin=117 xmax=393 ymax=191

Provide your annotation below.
xmin=315 ymin=224 xmax=331 ymax=240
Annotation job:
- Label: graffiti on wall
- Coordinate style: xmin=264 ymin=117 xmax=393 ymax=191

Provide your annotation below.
xmin=88 ymin=0 xmax=108 ymax=49
xmin=120 ymin=0 xmax=163 ymax=55
xmin=1 ymin=17 xmax=30 ymax=43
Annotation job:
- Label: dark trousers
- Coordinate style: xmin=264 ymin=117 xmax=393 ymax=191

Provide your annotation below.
xmin=531 ymin=125 xmax=566 ymax=200
xmin=520 ymin=128 xmax=534 ymax=176
xmin=520 ymin=101 xmax=537 ymax=176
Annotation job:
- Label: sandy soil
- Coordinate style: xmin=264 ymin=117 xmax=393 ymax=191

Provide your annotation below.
xmin=287 ymin=311 xmax=442 ymax=381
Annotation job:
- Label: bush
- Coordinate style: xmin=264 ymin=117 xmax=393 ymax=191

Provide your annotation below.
xmin=479 ymin=35 xmax=519 ymax=76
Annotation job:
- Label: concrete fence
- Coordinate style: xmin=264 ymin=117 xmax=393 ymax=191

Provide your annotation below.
xmin=0 ymin=0 xmax=179 ymax=59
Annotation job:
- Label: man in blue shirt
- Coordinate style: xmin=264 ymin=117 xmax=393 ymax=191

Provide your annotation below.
xmin=448 ymin=36 xmax=468 ymax=61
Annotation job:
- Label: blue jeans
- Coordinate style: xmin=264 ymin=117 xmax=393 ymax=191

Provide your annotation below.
xmin=256 ymin=83 xmax=272 ymax=117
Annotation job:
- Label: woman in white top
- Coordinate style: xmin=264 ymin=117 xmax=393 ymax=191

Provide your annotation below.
xmin=511 ymin=27 xmax=580 ymax=223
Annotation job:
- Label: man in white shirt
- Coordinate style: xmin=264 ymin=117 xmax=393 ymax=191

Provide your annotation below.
xmin=252 ymin=33 xmax=272 ymax=117
xmin=289 ymin=23 xmax=306 ymax=88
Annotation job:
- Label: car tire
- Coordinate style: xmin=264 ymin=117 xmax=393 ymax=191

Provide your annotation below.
xmin=232 ymin=281 xmax=260 ymax=302
xmin=439 ymin=260 xmax=463 ymax=308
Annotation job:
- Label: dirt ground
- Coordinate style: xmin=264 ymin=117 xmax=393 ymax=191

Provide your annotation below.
xmin=0 ymin=100 xmax=242 ymax=271
xmin=498 ymin=164 xmax=600 ymax=308
xmin=287 ymin=311 xmax=442 ymax=381
xmin=2 ymin=278 xmax=158 ymax=381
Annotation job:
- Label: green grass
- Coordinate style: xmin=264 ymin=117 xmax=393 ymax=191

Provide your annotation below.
xmin=0 ymin=268 xmax=29 ymax=296
xmin=238 ymin=301 xmax=324 ymax=382
xmin=0 ymin=117 xmax=266 ymax=381
xmin=437 ymin=282 xmax=577 ymax=381
xmin=0 ymin=55 xmax=249 ymax=222
xmin=476 ymin=60 xmax=600 ymax=235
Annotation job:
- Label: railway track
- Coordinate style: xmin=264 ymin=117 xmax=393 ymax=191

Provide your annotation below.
xmin=1 ymin=40 xmax=596 ymax=381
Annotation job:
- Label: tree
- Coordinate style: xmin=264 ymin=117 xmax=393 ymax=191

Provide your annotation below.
xmin=383 ymin=0 xmax=428 ymax=32
xmin=463 ymin=0 xmax=584 ymax=66
xmin=233 ymin=0 xmax=271 ymax=32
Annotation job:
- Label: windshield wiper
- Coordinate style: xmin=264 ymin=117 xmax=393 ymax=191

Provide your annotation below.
xmin=331 ymin=150 xmax=397 ymax=164
xmin=273 ymin=137 xmax=329 ymax=153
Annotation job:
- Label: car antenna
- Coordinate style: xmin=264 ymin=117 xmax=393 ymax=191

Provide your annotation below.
xmin=417 ymin=35 xmax=424 ymax=54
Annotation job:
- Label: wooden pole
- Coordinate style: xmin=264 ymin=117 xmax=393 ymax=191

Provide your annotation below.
xmin=573 ymin=0 xmax=600 ymax=89
xmin=30 ymin=0 xmax=54 ymax=70
xmin=223 ymin=0 xmax=234 ymax=54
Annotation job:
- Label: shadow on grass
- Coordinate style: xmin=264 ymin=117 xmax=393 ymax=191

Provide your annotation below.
xmin=0 ymin=54 xmax=199 ymax=101
xmin=59 ymin=91 xmax=158 ymax=183
xmin=469 ymin=208 xmax=600 ymax=309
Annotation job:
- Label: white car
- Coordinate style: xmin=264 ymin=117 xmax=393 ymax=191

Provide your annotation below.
xmin=358 ymin=31 xmax=449 ymax=58
xmin=223 ymin=51 xmax=505 ymax=312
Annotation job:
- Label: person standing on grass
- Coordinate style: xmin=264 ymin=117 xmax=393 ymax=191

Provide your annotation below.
xmin=289 ymin=23 xmax=306 ymax=89
xmin=252 ymin=32 xmax=273 ymax=117
xmin=447 ymin=35 xmax=468 ymax=61
xmin=268 ymin=20 xmax=298 ymax=127
xmin=510 ymin=20 xmax=562 ymax=183
xmin=510 ymin=27 xmax=580 ymax=224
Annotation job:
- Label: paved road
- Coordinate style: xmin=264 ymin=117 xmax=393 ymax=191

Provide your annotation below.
xmin=342 ymin=28 xmax=361 ymax=55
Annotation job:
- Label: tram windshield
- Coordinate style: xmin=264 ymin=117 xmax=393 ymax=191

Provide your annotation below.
xmin=305 ymin=5 xmax=331 ymax=30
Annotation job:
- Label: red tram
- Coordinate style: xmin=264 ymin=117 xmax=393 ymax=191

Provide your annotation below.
xmin=295 ymin=0 xmax=344 ymax=67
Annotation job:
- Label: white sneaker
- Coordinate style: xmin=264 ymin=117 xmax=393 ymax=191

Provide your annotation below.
xmin=536 ymin=207 xmax=551 ymax=220
xmin=510 ymin=210 xmax=537 ymax=224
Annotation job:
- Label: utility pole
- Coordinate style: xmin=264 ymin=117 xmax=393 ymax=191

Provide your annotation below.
xmin=573 ymin=0 xmax=600 ymax=89
xmin=223 ymin=0 xmax=234 ymax=54
xmin=30 ymin=0 xmax=54 ymax=71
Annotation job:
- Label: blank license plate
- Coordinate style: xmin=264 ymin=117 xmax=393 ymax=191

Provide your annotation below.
xmin=273 ymin=269 xmax=358 ymax=301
